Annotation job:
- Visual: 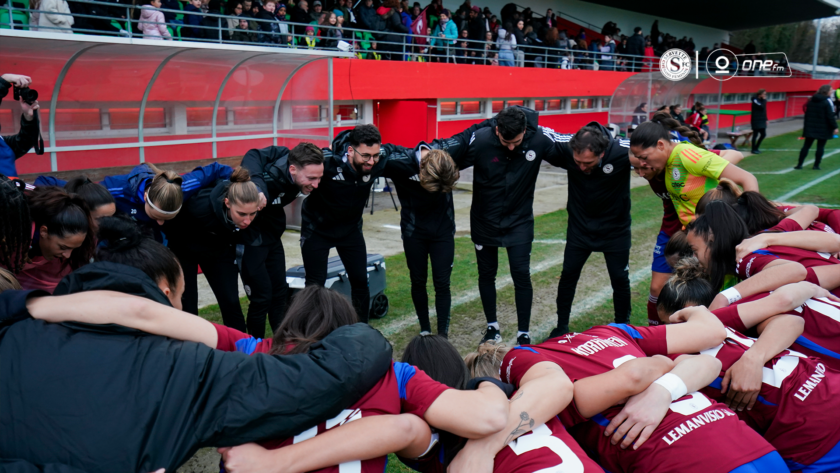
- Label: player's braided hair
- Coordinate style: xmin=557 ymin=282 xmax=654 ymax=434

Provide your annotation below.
xmin=0 ymin=175 xmax=32 ymax=274
xmin=657 ymin=256 xmax=715 ymax=318
xmin=464 ymin=342 xmax=511 ymax=379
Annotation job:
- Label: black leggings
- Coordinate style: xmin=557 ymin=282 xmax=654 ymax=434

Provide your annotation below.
xmin=751 ymin=128 xmax=766 ymax=150
xmin=240 ymin=240 xmax=288 ymax=339
xmin=403 ymin=236 xmax=454 ymax=335
xmin=176 ymin=244 xmax=246 ymax=332
xmin=555 ymin=241 xmax=631 ymax=333
xmin=798 ymin=137 xmax=829 ymax=168
xmin=301 ymin=230 xmax=370 ymax=322
xmin=475 ymin=242 xmax=533 ymax=332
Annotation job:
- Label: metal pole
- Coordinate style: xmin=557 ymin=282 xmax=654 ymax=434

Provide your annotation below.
xmin=812 ymin=18 xmax=822 ymax=76
xmin=218 ymin=17 xmax=223 ymax=43
xmin=126 ymin=6 xmax=132 ymax=37
xmin=328 ymin=57 xmax=334 ymax=142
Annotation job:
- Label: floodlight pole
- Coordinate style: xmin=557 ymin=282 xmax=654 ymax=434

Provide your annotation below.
xmin=812 ymin=18 xmax=822 ymax=76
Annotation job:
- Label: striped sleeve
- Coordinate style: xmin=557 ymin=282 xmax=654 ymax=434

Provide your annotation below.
xmin=540 ymin=126 xmax=572 ymax=143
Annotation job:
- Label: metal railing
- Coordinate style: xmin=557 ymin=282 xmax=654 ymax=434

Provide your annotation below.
xmin=2 ymin=0 xmax=663 ymax=70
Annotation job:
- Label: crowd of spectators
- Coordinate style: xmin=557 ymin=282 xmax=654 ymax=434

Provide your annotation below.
xmin=5 ymin=0 xmax=724 ymax=69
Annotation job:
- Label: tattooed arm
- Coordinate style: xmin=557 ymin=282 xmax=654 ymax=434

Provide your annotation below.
xmin=447 ymin=362 xmax=573 ymax=473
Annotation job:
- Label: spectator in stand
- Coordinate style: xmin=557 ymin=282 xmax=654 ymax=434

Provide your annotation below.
xmin=411 ymin=4 xmax=420 ymax=20
xmin=455 ymin=29 xmax=475 ymax=64
xmin=398 ymin=4 xmax=412 ymax=49
xmin=231 ymin=16 xmax=255 ymax=41
xmin=482 ymin=30 xmax=496 ymax=64
xmin=38 ymin=0 xmax=74 ymax=33
xmin=291 ymin=0 xmax=310 ymax=34
xmin=626 ymin=26 xmax=644 ymax=71
xmin=650 ymin=19 xmax=659 ymax=45
xmin=543 ymin=8 xmax=553 ymax=29
xmin=557 ymin=29 xmax=575 ymax=69
xmin=543 ymin=27 xmax=560 ymax=68
xmin=319 ymin=11 xmax=342 ymax=48
xmin=524 ymin=25 xmax=542 ymax=67
xmin=601 ymin=20 xmax=617 ymax=37
xmin=336 ymin=0 xmax=351 ymax=23
xmin=467 ymin=5 xmax=484 ymax=42
xmin=183 ymin=0 xmax=205 ymax=38
xmin=599 ymin=33 xmax=615 ymax=71
xmin=357 ymin=0 xmax=377 ymax=29
xmin=510 ymin=19 xmax=526 ymax=66
xmin=303 ymin=24 xmax=317 ymax=47
xmin=310 ymin=0 xmax=322 ymax=22
xmin=744 ymin=39 xmax=756 ymax=55
xmin=616 ymin=35 xmax=627 ymax=70
xmin=669 ymin=104 xmax=686 ymax=125
xmin=430 ymin=9 xmax=457 ymax=62
xmin=160 ymin=0 xmax=181 ymax=24
xmin=496 ymin=22 xmax=516 ymax=66
xmin=795 ymin=84 xmax=838 ymax=170
xmin=643 ymin=38 xmax=655 ymax=71
xmin=138 ymin=0 xmax=172 ymax=39
xmin=488 ymin=14 xmax=498 ymax=34
xmin=376 ymin=4 xmax=408 ymax=60
xmin=698 ymin=46 xmax=710 ymax=61
xmin=225 ymin=2 xmax=243 ymax=36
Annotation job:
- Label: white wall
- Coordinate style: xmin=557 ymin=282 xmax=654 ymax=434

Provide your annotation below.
xmin=443 ymin=0 xmax=730 ymax=51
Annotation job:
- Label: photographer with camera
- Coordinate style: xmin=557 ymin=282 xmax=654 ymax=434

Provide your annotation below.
xmin=0 ymin=73 xmax=43 ymax=178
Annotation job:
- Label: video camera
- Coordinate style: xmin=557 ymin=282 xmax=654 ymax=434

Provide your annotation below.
xmin=13 ymin=86 xmax=38 ymax=106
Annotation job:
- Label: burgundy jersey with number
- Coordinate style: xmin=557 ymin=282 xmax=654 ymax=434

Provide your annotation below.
xmin=501 ymin=325 xmax=775 ymax=473
xmin=648 ymin=177 xmax=683 ymax=237
xmin=212 ymin=324 xmax=449 ymax=473
xmin=715 ymin=295 xmax=840 ymax=372
xmin=694 ymin=327 xmax=840 ymax=467
xmin=735 ymin=246 xmax=840 ymax=280
xmin=493 ymin=415 xmax=604 ymax=473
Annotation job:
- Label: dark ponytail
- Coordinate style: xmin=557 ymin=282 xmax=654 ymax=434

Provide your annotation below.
xmin=657 ymin=257 xmax=715 ymax=317
xmin=269 ymin=285 xmax=358 ymax=355
xmin=95 ymin=215 xmax=182 ymax=290
xmin=65 ymin=176 xmax=115 ymax=213
xmin=27 ymin=186 xmax=95 ymax=268
xmin=402 ymin=334 xmax=469 ymax=390
xmin=733 ymin=191 xmax=787 ymax=235
xmin=630 ymin=111 xmax=703 ymax=149
xmin=685 ymin=201 xmax=750 ymax=291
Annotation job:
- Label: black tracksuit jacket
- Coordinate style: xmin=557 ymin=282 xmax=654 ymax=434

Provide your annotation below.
xmin=0 ymin=262 xmax=392 ymax=473
xmin=240 ymin=145 xmax=304 ymax=245
xmin=430 ymin=107 xmax=562 ymax=247
xmin=549 ymin=122 xmax=632 ymax=248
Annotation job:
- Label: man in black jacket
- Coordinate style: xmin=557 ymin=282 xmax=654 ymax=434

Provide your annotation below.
xmin=626 ymin=27 xmax=645 ymax=72
xmin=431 ymin=106 xmax=563 ymax=346
xmin=0 ymin=73 xmax=41 ymax=178
xmin=239 ymin=142 xmax=324 ymax=337
xmin=467 ymin=5 xmax=485 ymax=42
xmin=0 ymin=262 xmax=392 ymax=473
xmin=795 ymin=84 xmax=839 ymax=170
xmin=750 ymin=89 xmax=767 ymax=154
xmin=549 ymin=123 xmax=632 ymax=338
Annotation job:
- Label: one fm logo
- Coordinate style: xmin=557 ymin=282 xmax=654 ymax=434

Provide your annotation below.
xmin=660 ymin=48 xmax=792 ymax=82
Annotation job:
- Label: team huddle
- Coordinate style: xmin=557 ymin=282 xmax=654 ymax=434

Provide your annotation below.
xmin=2 ymin=104 xmax=840 ymax=473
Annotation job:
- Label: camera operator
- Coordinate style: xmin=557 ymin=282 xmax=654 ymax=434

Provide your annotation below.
xmin=0 ymin=73 xmax=42 ymax=178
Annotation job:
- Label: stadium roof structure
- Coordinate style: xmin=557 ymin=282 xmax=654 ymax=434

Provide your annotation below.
xmin=580 ymin=0 xmax=840 ymax=31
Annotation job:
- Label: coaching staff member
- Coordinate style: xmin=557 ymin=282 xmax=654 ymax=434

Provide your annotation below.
xmin=433 ymin=106 xmax=562 ymax=346
xmin=239 ymin=142 xmax=324 ymax=337
xmin=549 ymin=123 xmax=632 ymax=338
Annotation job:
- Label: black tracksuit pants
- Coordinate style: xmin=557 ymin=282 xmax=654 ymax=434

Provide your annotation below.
xmin=240 ymin=240 xmax=288 ymax=338
xmin=176 ymin=243 xmax=246 ymax=332
xmin=751 ymin=128 xmax=766 ymax=150
xmin=475 ymin=242 xmax=533 ymax=332
xmin=403 ymin=236 xmax=454 ymax=335
xmin=555 ymin=237 xmax=631 ymax=334
xmin=301 ymin=230 xmax=370 ymax=323
xmin=798 ymin=137 xmax=828 ymax=168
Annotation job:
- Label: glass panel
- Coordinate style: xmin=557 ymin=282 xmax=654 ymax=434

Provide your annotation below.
xmin=492 ymin=100 xmax=504 ymax=113
xmin=110 ymin=108 xmax=166 ymax=130
xmin=233 ymin=106 xmax=274 ymax=126
xmin=601 ymin=97 xmax=611 ymax=109
xmin=187 ymin=107 xmax=226 ymax=128
xmin=292 ymin=105 xmax=323 ymax=122
xmin=506 ymin=100 xmax=524 ymax=107
xmin=534 ymin=100 xmax=545 ymax=111
xmin=334 ymin=104 xmax=360 ymax=121
xmin=547 ymin=99 xmax=564 ymax=111
xmin=580 ymin=98 xmax=594 ymax=109
xmin=440 ymin=101 xmax=457 ymax=116
xmin=460 ymin=101 xmax=482 ymax=115
xmin=570 ymin=98 xmax=579 ymax=109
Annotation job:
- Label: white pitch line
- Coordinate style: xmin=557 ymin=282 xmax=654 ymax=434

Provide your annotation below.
xmin=752 ymin=149 xmax=840 ymax=175
xmin=378 ymin=254 xmax=566 ymax=337
xmin=517 ymin=266 xmax=651 ymax=344
xmin=775 ymin=166 xmax=840 ymax=202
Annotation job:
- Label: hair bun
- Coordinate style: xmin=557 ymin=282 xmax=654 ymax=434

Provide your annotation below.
xmin=672 ymin=256 xmax=705 ymax=283
xmin=96 ymin=215 xmax=143 ymax=252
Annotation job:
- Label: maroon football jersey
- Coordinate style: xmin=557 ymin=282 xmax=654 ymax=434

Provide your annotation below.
xmin=501 ymin=325 xmax=776 ymax=473
xmin=695 ymin=327 xmax=840 ymax=467
xmin=715 ymin=295 xmax=840 ymax=372
xmin=736 ymin=245 xmax=840 ymax=280
xmin=768 ymin=217 xmax=836 ymax=235
xmin=647 ymin=176 xmax=682 ymax=237
xmin=493 ymin=416 xmax=604 ymax=473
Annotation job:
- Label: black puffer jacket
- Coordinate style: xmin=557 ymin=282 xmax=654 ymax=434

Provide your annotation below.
xmin=750 ymin=95 xmax=767 ymax=129
xmin=431 ymin=106 xmax=563 ymax=247
xmin=803 ymin=93 xmax=838 ymax=140
xmin=0 ymin=262 xmax=392 ymax=473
